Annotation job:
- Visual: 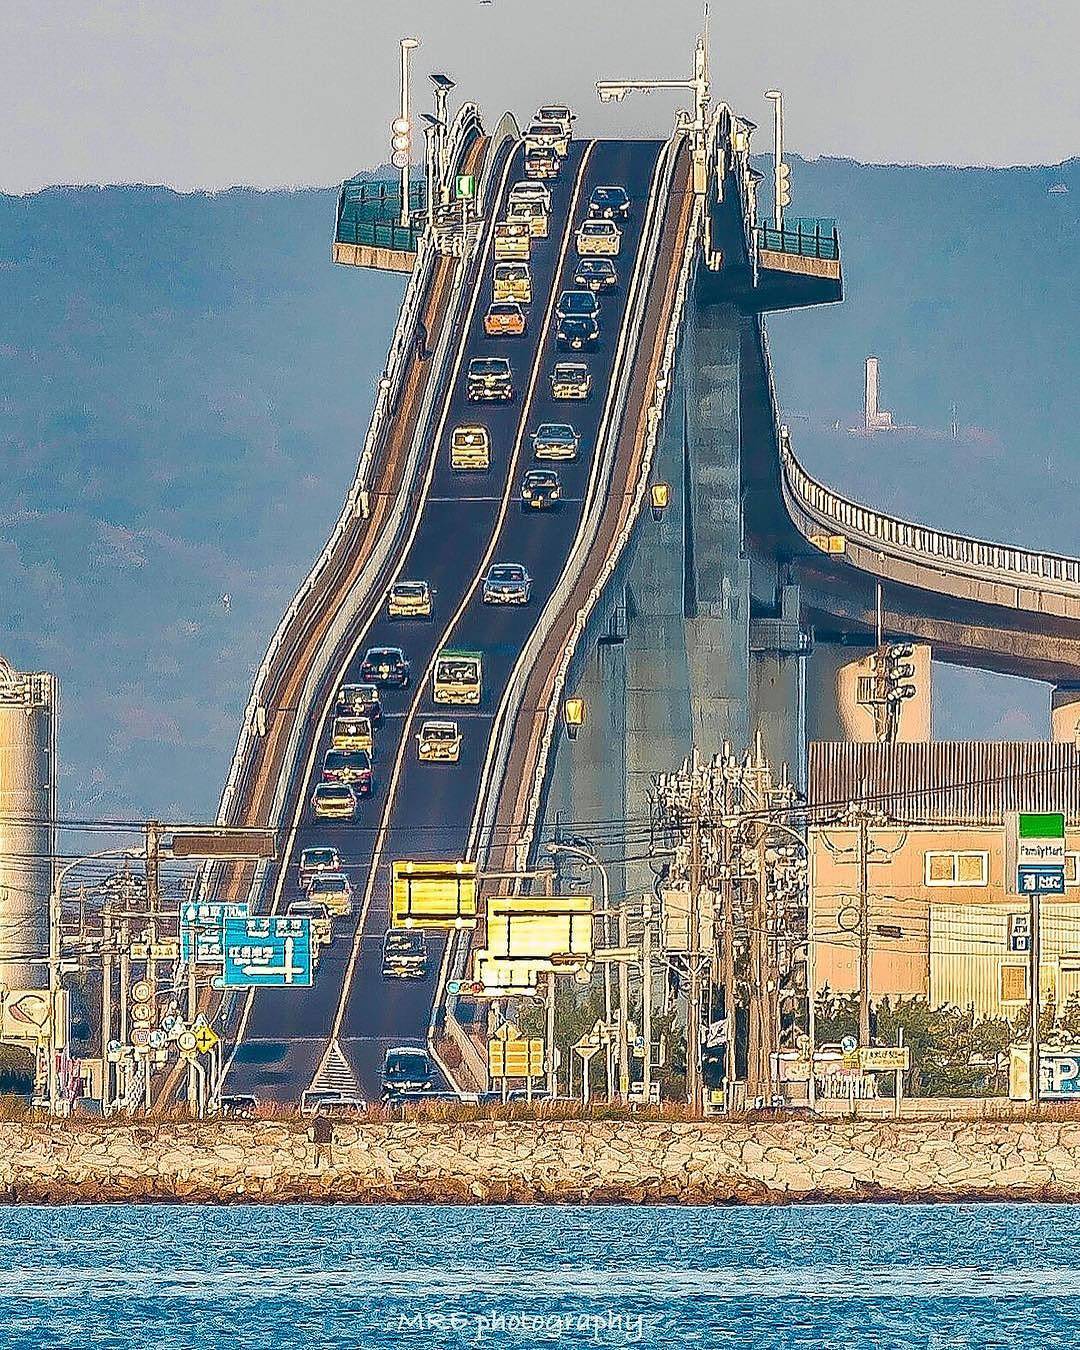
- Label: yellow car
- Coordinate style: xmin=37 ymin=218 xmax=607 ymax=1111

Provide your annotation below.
xmin=387 ymin=580 xmax=433 ymax=618
xmin=551 ymin=361 xmax=591 ymax=400
xmin=450 ymin=425 xmax=491 ymax=471
xmin=311 ymin=783 xmax=357 ymax=820
xmin=483 ymin=302 xmax=527 ymax=338
xmin=331 ymin=715 xmax=373 ymax=756
xmin=416 ymin=719 xmax=462 ymax=763
xmin=494 ymin=221 xmax=531 ymax=261
xmin=576 ymin=219 xmax=622 ymax=257
xmin=507 ymin=200 xmax=549 ymax=238
xmin=493 ymin=263 xmax=531 ymax=305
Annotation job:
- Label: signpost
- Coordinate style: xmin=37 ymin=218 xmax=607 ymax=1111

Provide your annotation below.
xmin=222 ymin=915 xmax=313 ymax=988
xmin=454 ymin=173 xmax=475 ymax=201
xmin=180 ymin=900 xmax=249 ymax=965
xmin=487 ymin=1024 xmax=545 ymax=1100
xmin=1016 ymin=811 xmax=1066 ymax=895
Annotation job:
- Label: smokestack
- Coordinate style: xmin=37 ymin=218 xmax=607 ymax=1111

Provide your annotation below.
xmin=864 ymin=355 xmax=893 ymax=432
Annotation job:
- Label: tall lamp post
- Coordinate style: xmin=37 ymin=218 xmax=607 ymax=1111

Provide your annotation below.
xmin=429 ymin=72 xmax=456 ymax=194
xmin=395 ymin=37 xmax=420 ymax=228
xmin=764 ymin=89 xmax=785 ymax=231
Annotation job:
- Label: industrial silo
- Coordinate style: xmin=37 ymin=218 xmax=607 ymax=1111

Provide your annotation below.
xmin=0 ymin=657 xmax=58 ymax=992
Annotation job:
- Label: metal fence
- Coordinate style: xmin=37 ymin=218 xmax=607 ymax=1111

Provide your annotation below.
xmin=335 ymin=178 xmax=427 ymax=252
xmin=758 ymin=216 xmax=839 ymax=261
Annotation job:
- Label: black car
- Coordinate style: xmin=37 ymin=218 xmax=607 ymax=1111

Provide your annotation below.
xmin=336 ymin=681 xmax=383 ymax=723
xmin=359 ymin=646 xmax=410 ymax=687
xmin=572 ymin=258 xmax=618 ymax=292
xmin=557 ymin=314 xmax=600 ymax=351
xmin=588 ymin=185 xmax=630 ymax=221
xmin=521 ymin=468 xmax=561 ymax=510
xmin=556 ymin=289 xmax=601 ymax=321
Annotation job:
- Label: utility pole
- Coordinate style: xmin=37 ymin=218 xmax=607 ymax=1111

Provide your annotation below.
xmin=857 ymin=810 xmax=872 ymax=1048
xmin=1030 ymin=888 xmax=1041 ymax=1105
xmin=686 ymin=758 xmax=704 ymax=1115
xmin=641 ymin=892 xmax=653 ymax=1105
xmin=617 ymin=896 xmax=631 ymax=1098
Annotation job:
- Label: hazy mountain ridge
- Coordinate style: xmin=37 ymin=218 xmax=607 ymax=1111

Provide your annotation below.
xmin=1 ymin=158 xmax=1075 ymax=818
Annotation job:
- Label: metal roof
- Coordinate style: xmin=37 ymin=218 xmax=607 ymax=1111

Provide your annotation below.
xmin=807 ymin=741 xmax=1080 ymax=826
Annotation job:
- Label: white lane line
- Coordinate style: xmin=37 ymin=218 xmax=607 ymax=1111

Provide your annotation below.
xmin=328 ymin=142 xmax=598 ymax=1049
xmin=226 ymin=145 xmax=521 ymax=1080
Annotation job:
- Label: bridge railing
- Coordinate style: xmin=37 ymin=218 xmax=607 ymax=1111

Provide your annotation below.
xmin=780 ymin=436 xmax=1080 ymax=590
xmin=757 ymin=217 xmax=839 ymax=261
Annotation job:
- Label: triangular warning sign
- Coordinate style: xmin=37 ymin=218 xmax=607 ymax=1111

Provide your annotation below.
xmin=307 ymin=1038 xmax=363 ymax=1096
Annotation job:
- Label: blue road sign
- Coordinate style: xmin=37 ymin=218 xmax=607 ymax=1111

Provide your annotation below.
xmin=180 ymin=901 xmax=249 ymax=965
xmin=222 ymin=915 xmax=313 ymax=987
xmin=1018 ymin=864 xmax=1065 ymax=895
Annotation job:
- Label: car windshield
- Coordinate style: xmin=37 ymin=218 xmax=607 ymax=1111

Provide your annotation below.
xmin=554 ymin=364 xmax=586 ymax=378
xmin=289 ymin=902 xmax=329 ymax=919
xmin=393 ymin=582 xmax=427 ymax=597
xmin=495 ymin=264 xmax=528 ymax=280
xmin=325 ymin=750 xmax=370 ymax=769
xmin=302 ymin=848 xmax=337 ymax=867
xmin=528 ymin=122 xmax=560 ymax=135
xmin=538 ymin=107 xmax=569 ymax=122
xmin=454 ymin=427 xmax=485 ymax=443
xmin=560 ymin=292 xmax=596 ymax=314
xmin=489 ymin=304 xmax=517 ymax=316
xmin=422 ymin=723 xmax=457 ymax=740
xmin=578 ymin=260 xmax=614 ymax=275
xmin=526 ymin=472 xmax=557 ymax=485
xmin=471 ymin=359 xmax=509 ymax=376
xmin=310 ymin=876 xmax=349 ymax=895
xmin=562 ymin=316 xmax=596 ymax=329
xmin=385 ymin=930 xmax=426 ymax=954
xmin=366 ymin=649 xmax=396 ymax=662
xmin=490 ymin=566 xmax=525 ymax=582
xmin=594 ymin=187 xmax=627 ymax=204
xmin=385 ymin=1050 xmax=431 ymax=1078
xmin=581 ymin=221 xmax=614 ymax=235
xmin=537 ymin=424 xmax=575 ymax=441
xmin=314 ymin=785 xmax=351 ymax=802
xmin=435 ymin=658 xmax=479 ymax=681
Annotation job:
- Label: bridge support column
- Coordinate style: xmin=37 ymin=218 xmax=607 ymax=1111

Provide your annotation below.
xmin=748 ymin=583 xmax=809 ymax=779
xmin=805 ymin=641 xmax=933 ymax=744
xmin=1051 ymin=686 xmax=1080 ymax=746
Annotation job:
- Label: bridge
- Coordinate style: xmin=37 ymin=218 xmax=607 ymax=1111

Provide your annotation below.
xmin=198 ymin=38 xmax=1080 ymax=1106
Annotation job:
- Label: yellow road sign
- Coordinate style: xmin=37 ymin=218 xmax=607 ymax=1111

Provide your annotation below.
xmin=858 ymin=1046 xmax=909 ymax=1072
xmin=391 ymin=860 xmax=478 ymax=929
xmin=193 ymin=1025 xmax=220 ymax=1055
xmin=488 ymin=1034 xmax=545 ymax=1080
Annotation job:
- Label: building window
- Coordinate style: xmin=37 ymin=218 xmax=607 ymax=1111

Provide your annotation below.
xmin=925 ymin=851 xmax=989 ymax=886
xmin=1066 ymin=853 xmax=1080 ymax=887
xmin=1000 ymin=964 xmax=1028 ymax=1003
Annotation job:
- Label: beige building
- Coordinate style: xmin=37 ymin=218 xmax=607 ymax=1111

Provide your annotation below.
xmin=808 ymin=741 xmax=1080 ymax=1020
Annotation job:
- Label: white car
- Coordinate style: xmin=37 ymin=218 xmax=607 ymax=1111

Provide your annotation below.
xmin=534 ymin=105 xmax=575 ymax=140
xmin=508 ymin=180 xmax=551 ymax=213
xmin=576 ymin=219 xmax=622 ymax=257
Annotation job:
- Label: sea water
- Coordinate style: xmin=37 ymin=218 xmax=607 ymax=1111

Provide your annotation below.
xmin=0 ymin=1202 xmax=1073 ymax=1348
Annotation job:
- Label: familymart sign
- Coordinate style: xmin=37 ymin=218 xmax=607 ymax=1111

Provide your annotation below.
xmin=1016 ymin=811 xmax=1066 ymax=895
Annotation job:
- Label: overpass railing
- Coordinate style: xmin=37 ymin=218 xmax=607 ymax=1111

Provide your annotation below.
xmin=780 ymin=435 xmax=1080 ymax=591
xmin=758 ymin=217 xmax=839 ymax=261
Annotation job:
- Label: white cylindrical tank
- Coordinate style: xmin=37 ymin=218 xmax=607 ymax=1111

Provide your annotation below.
xmin=0 ymin=658 xmax=58 ymax=992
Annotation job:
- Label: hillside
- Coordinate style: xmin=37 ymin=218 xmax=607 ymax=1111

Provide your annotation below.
xmin=1 ymin=160 xmax=1076 ymax=819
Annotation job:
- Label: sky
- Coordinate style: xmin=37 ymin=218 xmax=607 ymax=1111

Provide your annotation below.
xmin=2 ymin=0 xmax=1079 ymax=193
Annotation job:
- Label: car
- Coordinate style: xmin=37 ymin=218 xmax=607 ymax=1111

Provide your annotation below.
xmin=534 ymin=104 xmax=575 ymax=140
xmin=556 ymin=289 xmax=601 ymax=321
xmin=300 ymin=1090 xmax=367 ymax=1117
xmin=216 ymin=1095 xmax=259 ymax=1119
xmin=576 ymin=219 xmax=622 ymax=256
xmin=416 ymin=718 xmax=462 ymax=762
xmin=525 ymin=120 xmax=569 ymax=157
xmin=524 ymin=145 xmax=560 ymax=180
xmin=382 ymin=928 xmax=430 ymax=979
xmin=336 ymin=682 xmax=382 ymax=723
xmin=557 ymin=314 xmax=599 ymax=351
xmin=588 ymin=185 xmax=631 ymax=221
xmin=449 ymin=424 xmax=491 ymax=471
xmin=508 ymin=180 xmax=551 ymax=212
xmin=383 ymin=1045 xmax=436 ymax=1099
xmin=521 ymin=468 xmax=561 ymax=510
xmin=483 ymin=301 xmax=526 ymax=338
xmin=387 ymin=580 xmax=433 ymax=618
xmin=532 ymin=422 xmax=580 ymax=460
xmin=507 ymin=199 xmax=548 ymax=237
xmin=330 ymin=715 xmax=373 ymax=756
xmin=359 ymin=646 xmax=409 ymax=687
xmin=286 ymin=899 xmax=332 ymax=945
xmin=573 ymin=258 xmax=618 ymax=292
xmin=299 ymin=846 xmax=341 ymax=884
xmin=307 ymin=872 xmax=353 ymax=916
xmin=311 ymin=782 xmax=358 ymax=820
xmin=321 ymin=748 xmax=372 ymax=794
xmin=492 ymin=262 xmax=531 ymax=305
xmin=482 ymin=562 xmax=532 ymax=605
xmin=493 ymin=219 xmax=531 ymax=261
xmin=467 ymin=357 xmax=513 ymax=402
xmin=551 ymin=362 xmax=591 ymax=400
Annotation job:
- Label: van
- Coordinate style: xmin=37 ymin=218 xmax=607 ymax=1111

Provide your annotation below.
xmin=450 ymin=425 xmax=491 ymax=471
xmin=493 ymin=262 xmax=531 ymax=305
xmin=507 ymin=199 xmax=548 ymax=238
xmin=493 ymin=221 xmax=530 ymax=261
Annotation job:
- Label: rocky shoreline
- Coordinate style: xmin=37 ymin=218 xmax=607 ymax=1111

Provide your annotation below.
xmin=5 ymin=1118 xmax=1080 ymax=1205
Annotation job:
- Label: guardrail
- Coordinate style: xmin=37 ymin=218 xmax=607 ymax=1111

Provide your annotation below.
xmin=780 ymin=433 xmax=1080 ymax=591
xmin=758 ymin=218 xmax=839 ymax=261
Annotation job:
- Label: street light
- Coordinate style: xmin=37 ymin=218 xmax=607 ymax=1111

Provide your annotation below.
xmin=563 ymin=697 xmax=585 ymax=739
xmin=429 ymin=72 xmax=455 ymax=188
xmin=397 ymin=37 xmax=420 ymax=228
xmin=421 ymin=113 xmax=446 ymax=229
xmin=650 ymin=482 xmax=670 ymax=521
xmin=764 ymin=90 xmax=787 ymax=231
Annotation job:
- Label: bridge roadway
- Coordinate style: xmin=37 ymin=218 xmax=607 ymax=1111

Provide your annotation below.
xmin=226 ymin=137 xmax=664 ymax=1103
